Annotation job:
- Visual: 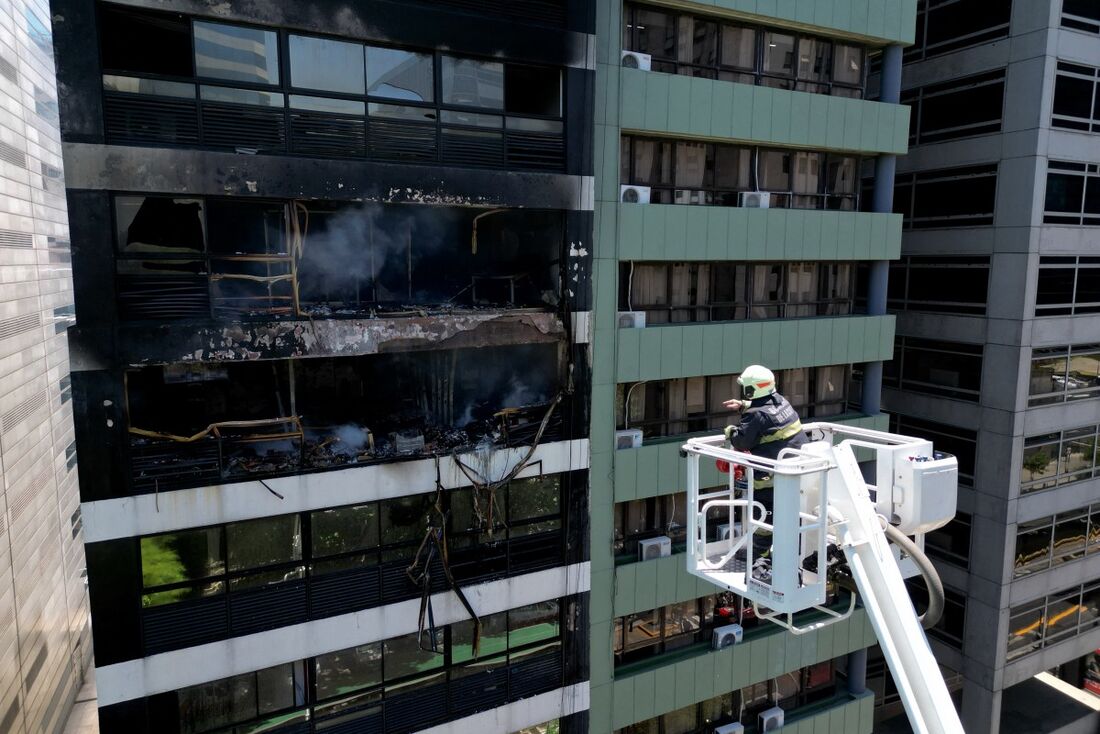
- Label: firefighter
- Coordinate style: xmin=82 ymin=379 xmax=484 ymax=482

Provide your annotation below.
xmin=722 ymin=364 xmax=807 ymax=460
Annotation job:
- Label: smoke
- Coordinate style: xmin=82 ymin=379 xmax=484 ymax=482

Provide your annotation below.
xmin=296 ymin=203 xmax=461 ymax=308
xmin=329 ymin=424 xmax=372 ymax=457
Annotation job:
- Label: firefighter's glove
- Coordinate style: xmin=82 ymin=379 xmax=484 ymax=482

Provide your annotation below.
xmin=723 ymin=425 xmax=738 ymax=444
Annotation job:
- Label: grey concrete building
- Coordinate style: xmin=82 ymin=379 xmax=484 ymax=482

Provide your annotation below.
xmin=877 ymin=1 xmax=1100 ymax=732
xmin=0 ymin=0 xmax=91 ymax=733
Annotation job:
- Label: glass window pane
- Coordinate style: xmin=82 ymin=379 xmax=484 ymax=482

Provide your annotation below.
xmin=797 ymin=38 xmax=831 ymax=82
xmin=380 ymin=493 xmax=432 ymax=546
xmin=441 ymin=56 xmax=504 ymax=109
xmin=833 ymin=44 xmax=863 ymax=86
xmin=720 ymin=25 xmax=756 ymax=70
xmin=1068 ymin=350 xmax=1100 ymax=396
xmin=289 ymin=34 xmax=365 ymax=94
xmin=684 ymin=17 xmax=719 ymax=67
xmin=714 ymin=145 xmax=751 ymax=189
xmin=508 ymin=475 xmax=561 ymax=523
xmin=1082 ymin=584 xmax=1100 ymax=628
xmin=103 ymin=75 xmax=196 ymax=98
xmin=1013 ymin=518 xmax=1053 ymax=577
xmin=366 ymin=47 xmax=433 ymax=102
xmin=631 ymin=139 xmax=673 ymax=186
xmin=256 ymin=662 xmax=298 ymax=714
xmin=452 ymin=611 xmax=508 ymax=662
xmin=178 ymin=672 xmax=256 ymax=734
xmin=226 ymin=515 xmax=302 ymax=572
xmin=791 ymin=152 xmax=822 ymax=195
xmin=621 ymin=609 xmax=659 ymax=651
xmin=510 ymin=600 xmax=560 ymax=647
xmin=1046 ymin=173 xmax=1085 ymax=213
xmin=674 ymin=141 xmax=711 ymax=188
xmin=289 ymin=95 xmax=364 ymax=115
xmin=1053 ymin=512 xmax=1089 ymax=564
xmin=200 ymin=86 xmax=284 ymax=107
xmin=367 ymin=102 xmax=437 ymax=122
xmin=505 ymin=65 xmax=561 ymax=116
xmin=1007 ymin=603 xmax=1044 ymax=660
xmin=633 ymin=8 xmax=676 ymax=61
xmin=194 ymin=22 xmax=280 ymax=85
xmin=1031 ymin=353 xmax=1069 ymax=398
xmin=1045 ymin=593 xmax=1082 ymax=642
xmin=757 ymin=150 xmax=791 ymax=191
xmin=762 ymin=32 xmax=796 ymax=77
xmin=1059 ymin=428 xmax=1096 ymax=482
xmin=663 ymin=600 xmax=703 ymax=649
xmin=662 ymin=703 xmax=698 ymax=734
xmin=315 ymin=643 xmax=382 ymax=700
xmin=383 ymin=632 xmax=443 ymax=682
xmin=1021 ymin=436 xmax=1059 ymax=490
xmin=141 ymin=527 xmax=224 ymax=587
xmin=827 ymin=155 xmax=859 ymax=195
xmin=312 ymin=504 xmax=378 ymax=557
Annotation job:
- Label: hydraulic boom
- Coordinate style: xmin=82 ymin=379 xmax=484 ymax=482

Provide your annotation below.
xmin=682 ymin=423 xmax=964 ymax=734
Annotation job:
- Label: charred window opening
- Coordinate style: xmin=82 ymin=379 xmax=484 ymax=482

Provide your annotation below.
xmin=125 ymin=343 xmax=563 ymax=492
xmin=99 ymin=5 xmax=193 ymax=77
xmin=113 ymin=196 xmax=565 ymax=321
xmin=296 ymin=205 xmax=562 ymax=315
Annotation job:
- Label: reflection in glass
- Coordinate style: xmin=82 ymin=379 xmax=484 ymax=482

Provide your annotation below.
xmin=1006 ymin=603 xmax=1043 ymax=659
xmin=289 ymin=95 xmax=364 ymax=115
xmin=315 ymin=643 xmax=382 ymax=700
xmin=200 ymin=85 xmax=284 ymax=107
xmin=141 ymin=527 xmax=224 ymax=588
xmin=441 ymin=56 xmax=503 ymax=109
xmin=453 ymin=612 xmax=507 ymax=662
xmin=227 ymin=515 xmax=302 ymax=571
xmin=762 ymin=32 xmax=795 ymax=77
xmin=312 ymin=504 xmax=378 ymax=557
xmin=1013 ymin=519 xmax=1052 ymax=577
xmin=1021 ymin=436 xmax=1059 ymax=491
xmin=833 ymin=44 xmax=863 ymax=87
xmin=103 ymin=74 xmax=196 ymax=98
xmin=194 ymin=22 xmax=280 ymax=85
xmin=366 ymin=47 xmax=433 ymax=102
xmin=289 ymin=34 xmax=365 ymax=94
xmin=721 ymin=26 xmax=755 ymax=70
xmin=367 ymin=103 xmax=437 ymax=122
xmin=383 ymin=632 xmax=443 ymax=681
xmin=509 ymin=601 xmax=559 ymax=646
xmin=1053 ymin=513 xmax=1089 ymax=564
xmin=1060 ymin=428 xmax=1096 ymax=481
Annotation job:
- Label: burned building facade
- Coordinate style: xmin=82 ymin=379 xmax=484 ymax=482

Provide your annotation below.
xmin=51 ymin=1 xmax=594 ymax=732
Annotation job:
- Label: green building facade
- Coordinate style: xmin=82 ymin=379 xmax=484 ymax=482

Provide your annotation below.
xmin=588 ymin=1 xmax=917 ymax=731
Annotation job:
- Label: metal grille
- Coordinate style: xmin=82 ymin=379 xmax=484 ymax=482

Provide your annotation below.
xmin=448 ymin=666 xmax=508 ymax=718
xmin=316 ymin=709 xmax=383 ymax=734
xmin=309 ymin=567 xmax=380 ymax=618
xmin=130 ymin=440 xmax=221 ymax=493
xmin=290 ymin=113 xmax=366 ymax=157
xmin=103 ymin=95 xmax=199 ymax=145
xmin=368 ymin=120 xmax=437 ymax=162
xmin=0 ymin=55 xmax=17 ymax=83
xmin=383 ymin=684 xmax=448 ymax=734
xmin=2 ymin=390 xmax=46 ymax=433
xmin=8 ymin=468 xmax=50 ymax=524
xmin=0 ymin=229 xmax=32 ymax=248
xmin=228 ymin=580 xmax=308 ymax=636
xmin=0 ymin=312 xmax=40 ymax=340
xmin=0 ymin=140 xmax=25 ymax=167
xmin=506 ymin=131 xmax=565 ymax=171
xmin=117 ymin=276 xmax=211 ymax=321
xmin=142 ymin=597 xmax=227 ymax=654
xmin=200 ymin=104 xmax=286 ymax=153
xmin=441 ymin=128 xmax=505 ymax=168
xmin=508 ymin=651 xmax=562 ymax=698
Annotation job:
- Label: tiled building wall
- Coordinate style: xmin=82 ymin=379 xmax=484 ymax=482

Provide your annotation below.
xmin=0 ymin=1 xmax=88 ymax=733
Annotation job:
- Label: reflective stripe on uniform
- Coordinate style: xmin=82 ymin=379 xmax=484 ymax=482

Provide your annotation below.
xmin=757 ymin=419 xmax=803 ymax=444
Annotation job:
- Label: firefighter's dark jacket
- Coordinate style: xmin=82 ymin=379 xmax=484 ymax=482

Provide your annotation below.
xmin=728 ymin=392 xmax=807 ymax=460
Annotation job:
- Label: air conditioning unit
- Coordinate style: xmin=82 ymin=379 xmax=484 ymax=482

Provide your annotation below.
xmin=615 ymin=428 xmax=644 ymax=450
xmin=621 ymin=50 xmax=652 ymax=71
xmin=392 ymin=430 xmax=425 ymax=454
xmin=621 ymin=184 xmax=651 ymax=204
xmin=638 ymin=535 xmax=672 ymax=561
xmin=758 ymin=707 xmax=785 ymax=732
xmin=714 ymin=724 xmax=745 ymax=734
xmin=617 ymin=310 xmax=646 ymax=328
xmin=739 ymin=191 xmax=771 ymax=209
xmin=711 ymin=623 xmax=744 ymax=650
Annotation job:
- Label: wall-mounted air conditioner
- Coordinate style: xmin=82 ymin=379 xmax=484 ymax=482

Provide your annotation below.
xmin=739 ymin=191 xmax=771 ymax=209
xmin=758 ymin=707 xmax=785 ymax=732
xmin=714 ymin=724 xmax=745 ymax=734
xmin=638 ymin=535 xmax=672 ymax=561
xmin=711 ymin=623 xmax=744 ymax=650
xmin=621 ymin=50 xmax=652 ymax=70
xmin=617 ymin=310 xmax=646 ymax=328
xmin=621 ymin=184 xmax=651 ymax=204
xmin=615 ymin=428 xmax=644 ymax=450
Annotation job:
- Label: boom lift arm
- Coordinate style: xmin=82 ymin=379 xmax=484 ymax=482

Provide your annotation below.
xmin=682 ymin=423 xmax=964 ymax=734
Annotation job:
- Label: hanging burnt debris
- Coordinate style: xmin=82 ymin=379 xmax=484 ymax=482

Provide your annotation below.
xmin=124 ymin=342 xmax=565 ymax=493
xmin=112 ymin=196 xmax=566 ymax=323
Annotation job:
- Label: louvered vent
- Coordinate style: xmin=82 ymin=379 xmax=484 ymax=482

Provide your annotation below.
xmin=0 ymin=140 xmax=25 ymax=167
xmin=0 ymin=312 xmax=40 ymax=340
xmin=9 ymin=468 xmax=50 ymax=523
xmin=0 ymin=229 xmax=32 ymax=248
xmin=2 ymin=390 xmax=46 ymax=433
xmin=0 ymin=56 xmax=17 ymax=83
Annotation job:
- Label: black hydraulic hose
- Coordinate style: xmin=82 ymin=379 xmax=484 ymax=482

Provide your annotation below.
xmin=879 ymin=518 xmax=945 ymax=630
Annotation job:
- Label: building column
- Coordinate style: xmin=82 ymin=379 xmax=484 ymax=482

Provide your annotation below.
xmin=846 ymin=648 xmax=868 ymax=695
xmin=861 ymin=44 xmax=904 ymax=415
xmin=961 ymin=677 xmax=1002 ymax=734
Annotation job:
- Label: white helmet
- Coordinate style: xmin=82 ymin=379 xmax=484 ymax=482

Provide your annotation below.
xmin=737 ymin=365 xmax=776 ymax=400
